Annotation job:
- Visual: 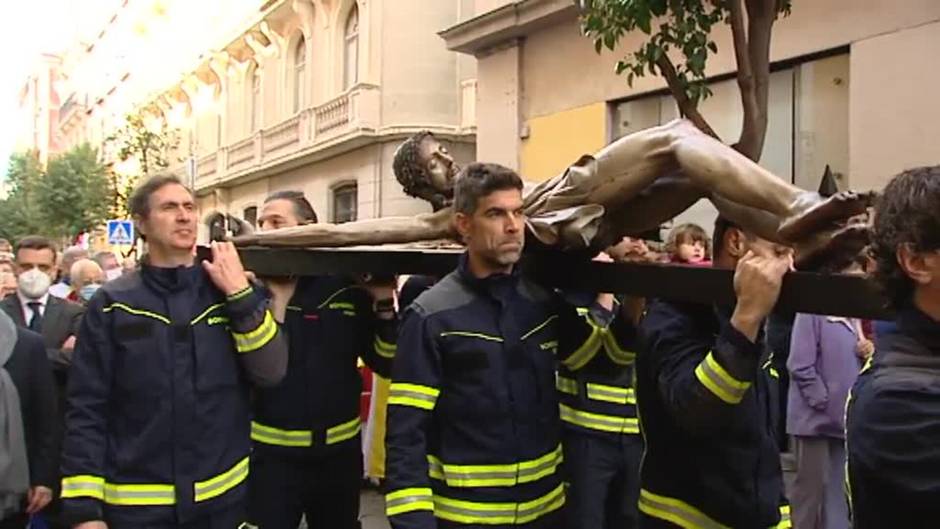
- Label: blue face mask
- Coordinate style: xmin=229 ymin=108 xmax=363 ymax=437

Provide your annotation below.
xmin=79 ymin=284 xmax=101 ymax=302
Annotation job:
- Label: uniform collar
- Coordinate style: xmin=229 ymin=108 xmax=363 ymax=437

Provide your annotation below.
xmin=140 ymin=255 xmax=202 ymax=294
xmin=896 ymin=303 xmax=940 ymax=352
xmin=457 ymin=252 xmax=519 ymax=302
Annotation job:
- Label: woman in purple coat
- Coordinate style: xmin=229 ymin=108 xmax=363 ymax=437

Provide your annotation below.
xmin=786 ymin=259 xmax=872 ymax=529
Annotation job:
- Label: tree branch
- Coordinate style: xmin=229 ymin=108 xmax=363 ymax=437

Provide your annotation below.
xmin=746 ymin=0 xmax=775 ymax=151
xmin=729 ymin=0 xmax=764 ymax=161
xmin=655 ymin=55 xmax=720 ymax=141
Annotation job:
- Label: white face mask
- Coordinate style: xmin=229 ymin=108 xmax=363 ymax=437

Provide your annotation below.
xmin=105 ymin=268 xmax=123 ymax=282
xmin=17 ymin=268 xmax=52 ymax=299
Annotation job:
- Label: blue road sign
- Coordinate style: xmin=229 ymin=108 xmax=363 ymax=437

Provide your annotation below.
xmin=107 ymin=220 xmax=135 ymax=245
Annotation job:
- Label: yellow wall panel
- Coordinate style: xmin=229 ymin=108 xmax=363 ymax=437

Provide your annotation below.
xmin=520 ymin=102 xmax=607 ymax=182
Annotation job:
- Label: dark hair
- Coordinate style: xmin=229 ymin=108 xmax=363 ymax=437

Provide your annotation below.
xmin=264 ymin=190 xmax=318 ymax=224
xmin=871 ymin=165 xmax=940 ymax=307
xmin=129 ymin=174 xmax=192 ymax=219
xmin=453 ymin=163 xmax=524 ymax=215
xmin=712 ymin=216 xmax=741 ymax=261
xmin=393 ymin=131 xmax=453 ymax=212
xmin=14 ymin=236 xmax=57 ymax=262
xmin=666 ymin=223 xmax=711 ymax=257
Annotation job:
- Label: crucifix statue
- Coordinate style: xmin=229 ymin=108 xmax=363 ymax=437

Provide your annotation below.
xmin=231 ymin=119 xmax=871 ymax=266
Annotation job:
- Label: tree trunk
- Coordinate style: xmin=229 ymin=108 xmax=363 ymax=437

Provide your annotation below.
xmin=732 ymin=0 xmax=776 ymax=162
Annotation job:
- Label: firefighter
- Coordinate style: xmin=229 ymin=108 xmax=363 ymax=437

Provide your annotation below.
xmin=60 ymin=174 xmax=287 ymax=529
xmin=384 ymin=162 xmax=617 ymax=529
xmin=635 ymin=216 xmax=792 ymax=529
xmin=557 ymin=292 xmax=644 ymax=529
xmin=247 ymin=190 xmax=398 ymax=529
xmin=846 ymin=166 xmax=940 ymax=528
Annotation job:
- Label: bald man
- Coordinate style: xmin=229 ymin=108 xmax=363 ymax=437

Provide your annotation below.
xmin=49 ymin=247 xmax=89 ymax=299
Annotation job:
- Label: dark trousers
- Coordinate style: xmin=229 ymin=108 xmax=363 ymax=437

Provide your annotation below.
xmin=563 ymin=430 xmax=643 ymax=529
xmin=438 ymin=509 xmax=564 ymax=529
xmin=0 ymin=514 xmax=27 ymax=529
xmin=108 ymin=506 xmax=248 ymax=529
xmin=248 ymin=440 xmax=362 ymax=529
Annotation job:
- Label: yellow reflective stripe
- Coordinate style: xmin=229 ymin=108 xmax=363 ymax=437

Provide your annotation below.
xmin=191 ymin=303 xmax=225 ymax=325
xmin=388 ymin=382 xmax=440 ymax=410
xmin=694 ymin=351 xmax=751 ymax=405
xmin=102 ymin=303 xmax=170 ymax=325
xmin=440 ymin=331 xmax=503 ymax=342
xmin=227 ymin=286 xmax=253 ymax=302
xmin=193 ymin=457 xmax=249 ymax=503
xmin=586 ymin=382 xmax=636 ymax=405
xmin=562 ymin=311 xmax=606 ymax=370
xmin=326 ymin=417 xmax=362 ymax=445
xmin=317 ymin=287 xmax=354 ymax=309
xmin=328 ymin=301 xmax=356 ymax=311
xmin=638 ymin=489 xmax=731 ymax=529
xmin=560 ymin=403 xmax=639 ymax=434
xmin=776 ymin=505 xmax=792 ymax=528
xmin=61 ymin=475 xmax=176 ymax=505
xmin=231 ymin=310 xmax=278 ymax=353
xmin=103 ymin=483 xmax=176 ymax=506
xmin=251 ymin=421 xmax=313 ymax=447
xmin=521 ymin=315 xmax=558 ymax=340
xmin=374 ymin=337 xmax=397 ymax=359
xmin=61 ymin=475 xmax=105 ymax=500
xmin=286 ymin=305 xmax=302 ymax=312
xmin=603 ymin=331 xmax=636 ymax=365
xmin=556 ymin=375 xmax=578 ymax=396
xmin=386 ymin=487 xmax=434 ymax=517
xmin=434 ymin=483 xmax=565 ymax=525
xmin=426 ymin=445 xmax=562 ymax=488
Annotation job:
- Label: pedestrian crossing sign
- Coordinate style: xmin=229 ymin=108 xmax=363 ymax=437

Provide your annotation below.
xmin=107 ymin=220 xmax=135 ymax=245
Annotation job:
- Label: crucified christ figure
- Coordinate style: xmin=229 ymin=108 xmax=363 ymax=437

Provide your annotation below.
xmin=232 ymin=119 xmax=870 ymax=265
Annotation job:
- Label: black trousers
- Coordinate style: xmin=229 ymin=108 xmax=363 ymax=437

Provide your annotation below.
xmin=563 ymin=430 xmax=643 ymax=529
xmin=108 ymin=506 xmax=249 ymax=529
xmin=437 ymin=509 xmax=564 ymax=529
xmin=0 ymin=514 xmax=27 ymax=529
xmin=248 ymin=440 xmax=362 ymax=529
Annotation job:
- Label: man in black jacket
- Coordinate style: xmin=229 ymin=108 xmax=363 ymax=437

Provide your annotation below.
xmin=60 ymin=175 xmax=287 ymax=529
xmin=0 ymin=311 xmax=58 ymax=529
xmin=636 ymin=217 xmax=792 ymax=528
xmin=247 ymin=190 xmax=398 ymax=529
xmin=846 ymin=166 xmax=940 ymax=528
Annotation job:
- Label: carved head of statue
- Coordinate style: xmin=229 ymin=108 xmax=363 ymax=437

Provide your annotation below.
xmin=393 ymin=131 xmax=459 ymax=211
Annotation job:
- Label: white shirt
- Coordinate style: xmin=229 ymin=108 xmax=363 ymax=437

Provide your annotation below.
xmin=18 ymin=291 xmax=50 ymax=323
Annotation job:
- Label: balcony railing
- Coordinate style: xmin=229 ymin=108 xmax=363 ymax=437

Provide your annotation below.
xmin=192 ymin=84 xmax=381 ymax=190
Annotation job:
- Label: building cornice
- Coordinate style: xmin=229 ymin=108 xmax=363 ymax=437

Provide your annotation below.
xmin=439 ymin=0 xmax=578 ymax=56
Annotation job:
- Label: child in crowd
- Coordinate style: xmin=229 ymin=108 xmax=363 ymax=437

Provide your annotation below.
xmin=666 ymin=223 xmax=712 ymax=266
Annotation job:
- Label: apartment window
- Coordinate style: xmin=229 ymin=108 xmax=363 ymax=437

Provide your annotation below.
xmin=343 ymin=5 xmax=359 ymax=90
xmin=293 ymin=36 xmax=306 ymax=113
xmin=243 ymin=206 xmax=258 ymax=228
xmin=250 ymin=67 xmax=261 ymax=132
xmin=332 ymin=182 xmax=357 ymax=223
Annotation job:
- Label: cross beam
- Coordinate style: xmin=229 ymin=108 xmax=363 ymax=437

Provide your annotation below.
xmin=212 ymin=246 xmax=892 ymax=320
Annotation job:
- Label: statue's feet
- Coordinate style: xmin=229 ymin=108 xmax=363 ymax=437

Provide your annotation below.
xmin=793 ymin=222 xmax=870 ymax=271
xmin=778 ymin=191 xmax=875 ymax=242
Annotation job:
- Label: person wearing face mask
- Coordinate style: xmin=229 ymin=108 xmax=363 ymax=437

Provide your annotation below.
xmin=48 ymin=246 xmax=89 ymax=300
xmin=92 ymin=251 xmax=123 ymax=283
xmin=66 ymin=260 xmax=104 ymax=305
xmin=1 ymin=237 xmax=84 ymax=375
xmin=1 ymin=236 xmax=84 ymax=529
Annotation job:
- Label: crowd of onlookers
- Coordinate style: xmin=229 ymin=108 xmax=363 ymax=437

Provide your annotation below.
xmin=0 ymin=236 xmax=136 ymax=529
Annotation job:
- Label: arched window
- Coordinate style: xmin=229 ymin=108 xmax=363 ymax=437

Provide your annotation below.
xmin=243 ymin=206 xmax=258 ymax=228
xmin=250 ymin=66 xmax=262 ymax=132
xmin=343 ymin=5 xmax=359 ymax=90
xmin=293 ymin=36 xmax=306 ymax=113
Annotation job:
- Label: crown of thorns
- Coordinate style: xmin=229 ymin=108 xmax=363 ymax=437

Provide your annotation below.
xmin=393 ymin=131 xmax=453 ymax=212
